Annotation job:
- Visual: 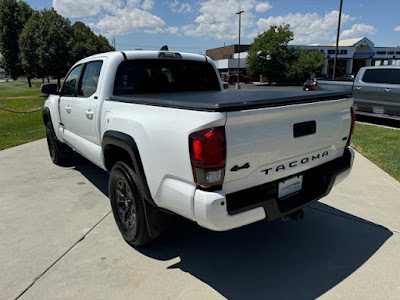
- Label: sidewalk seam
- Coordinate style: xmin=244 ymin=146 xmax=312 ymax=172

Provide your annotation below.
xmin=15 ymin=211 xmax=112 ymax=300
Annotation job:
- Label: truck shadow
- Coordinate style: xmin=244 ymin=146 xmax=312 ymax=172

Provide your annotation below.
xmin=71 ymin=155 xmax=392 ymax=299
xmin=139 ymin=205 xmax=392 ymax=299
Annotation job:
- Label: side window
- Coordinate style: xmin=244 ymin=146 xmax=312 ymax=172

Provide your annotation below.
xmin=389 ymin=69 xmax=400 ymax=84
xmin=79 ymin=61 xmax=103 ymax=97
xmin=62 ymin=65 xmax=83 ymax=96
xmin=362 ymin=69 xmax=391 ymax=84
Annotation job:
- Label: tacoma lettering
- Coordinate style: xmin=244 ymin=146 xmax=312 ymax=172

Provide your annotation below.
xmin=261 ymin=151 xmax=329 ymax=176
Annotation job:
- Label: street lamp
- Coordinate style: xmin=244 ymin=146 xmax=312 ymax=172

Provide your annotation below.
xmin=236 ymin=10 xmax=244 ymax=89
xmin=332 ymin=0 xmax=343 ymax=80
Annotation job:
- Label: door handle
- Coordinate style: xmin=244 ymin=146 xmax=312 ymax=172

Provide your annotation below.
xmin=355 ymin=87 xmax=362 ymax=91
xmin=65 ymin=105 xmax=71 ymax=113
xmin=85 ymin=110 xmax=94 ymax=119
xmin=384 ymin=88 xmax=392 ymax=93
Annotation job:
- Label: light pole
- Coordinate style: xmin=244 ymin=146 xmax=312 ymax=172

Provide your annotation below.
xmin=332 ymin=0 xmax=343 ymax=80
xmin=236 ymin=10 xmax=244 ymax=89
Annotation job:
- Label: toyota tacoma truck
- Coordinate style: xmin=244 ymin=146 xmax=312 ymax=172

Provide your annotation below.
xmin=42 ymin=50 xmax=355 ymax=246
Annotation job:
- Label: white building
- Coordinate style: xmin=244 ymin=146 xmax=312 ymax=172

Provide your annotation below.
xmin=207 ymin=37 xmax=400 ymax=78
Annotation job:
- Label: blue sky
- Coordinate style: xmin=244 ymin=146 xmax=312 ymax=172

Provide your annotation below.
xmin=26 ymin=0 xmax=400 ymax=53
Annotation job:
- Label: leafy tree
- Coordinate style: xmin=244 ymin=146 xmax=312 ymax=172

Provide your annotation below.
xmin=0 ymin=0 xmax=33 ymax=79
xmin=35 ymin=8 xmax=72 ymax=86
xmin=68 ymin=22 xmax=114 ymax=64
xmin=0 ymin=55 xmax=5 ymax=68
xmin=19 ymin=11 xmax=43 ymax=87
xmin=247 ymin=25 xmax=294 ymax=83
xmin=287 ymin=49 xmax=325 ymax=81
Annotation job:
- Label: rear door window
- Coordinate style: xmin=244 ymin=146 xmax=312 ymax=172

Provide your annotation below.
xmin=389 ymin=69 xmax=400 ymax=84
xmin=79 ymin=61 xmax=103 ymax=97
xmin=113 ymin=59 xmax=220 ymax=95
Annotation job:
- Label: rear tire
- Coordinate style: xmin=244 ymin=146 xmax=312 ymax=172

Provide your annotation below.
xmin=109 ymin=161 xmax=152 ymax=246
xmin=45 ymin=122 xmax=73 ymax=166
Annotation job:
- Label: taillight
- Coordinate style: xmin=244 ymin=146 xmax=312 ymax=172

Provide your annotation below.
xmin=312 ymin=81 xmax=318 ymax=86
xmin=346 ymin=107 xmax=355 ymax=147
xmin=189 ymin=127 xmax=226 ymax=189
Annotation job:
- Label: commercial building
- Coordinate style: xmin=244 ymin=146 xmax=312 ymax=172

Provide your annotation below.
xmin=206 ymin=37 xmax=400 ymax=78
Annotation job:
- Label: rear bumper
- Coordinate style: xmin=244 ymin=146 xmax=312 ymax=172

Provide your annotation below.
xmin=193 ymin=147 xmax=355 ymax=231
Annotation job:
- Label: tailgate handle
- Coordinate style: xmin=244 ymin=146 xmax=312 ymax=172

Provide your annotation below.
xmin=293 ymin=121 xmax=316 ymax=138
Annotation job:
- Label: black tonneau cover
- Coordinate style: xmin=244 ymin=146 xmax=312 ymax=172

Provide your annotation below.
xmin=109 ymin=90 xmax=351 ymax=112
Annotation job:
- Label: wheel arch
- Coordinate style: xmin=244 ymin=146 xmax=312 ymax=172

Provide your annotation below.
xmin=102 ymin=130 xmax=155 ymax=206
xmin=43 ymin=107 xmax=51 ymax=126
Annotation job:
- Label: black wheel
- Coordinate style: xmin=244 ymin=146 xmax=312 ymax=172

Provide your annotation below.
xmin=46 ymin=122 xmax=73 ymax=166
xmin=109 ymin=162 xmax=152 ymax=246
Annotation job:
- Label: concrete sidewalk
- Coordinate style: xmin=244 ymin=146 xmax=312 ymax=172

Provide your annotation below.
xmin=1 ymin=139 xmax=400 ymax=299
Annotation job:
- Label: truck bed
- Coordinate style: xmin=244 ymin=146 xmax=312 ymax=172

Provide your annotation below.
xmin=109 ymin=90 xmax=351 ymax=112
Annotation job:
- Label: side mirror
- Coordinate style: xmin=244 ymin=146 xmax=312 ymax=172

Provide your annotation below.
xmin=41 ymin=83 xmax=59 ymax=95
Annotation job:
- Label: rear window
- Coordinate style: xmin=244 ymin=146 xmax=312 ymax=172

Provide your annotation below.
xmin=362 ymin=69 xmax=400 ymax=84
xmin=113 ymin=59 xmax=220 ymax=95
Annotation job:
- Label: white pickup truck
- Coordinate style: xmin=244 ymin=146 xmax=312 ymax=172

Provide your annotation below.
xmin=42 ymin=50 xmax=355 ymax=246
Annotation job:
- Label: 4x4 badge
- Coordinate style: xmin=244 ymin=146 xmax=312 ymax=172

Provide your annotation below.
xmin=230 ymin=163 xmax=250 ymax=172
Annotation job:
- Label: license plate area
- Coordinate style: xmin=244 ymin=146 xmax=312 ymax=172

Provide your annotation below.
xmin=278 ymin=175 xmax=303 ymax=199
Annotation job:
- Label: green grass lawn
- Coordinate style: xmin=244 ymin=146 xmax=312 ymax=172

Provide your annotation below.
xmin=352 ymin=123 xmax=400 ymax=181
xmin=0 ymin=80 xmax=46 ymax=150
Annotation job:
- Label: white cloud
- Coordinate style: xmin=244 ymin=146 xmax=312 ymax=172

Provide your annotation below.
xmin=182 ymin=0 xmax=258 ymax=40
xmin=256 ymin=2 xmax=271 ymax=13
xmin=52 ymin=0 xmax=103 ymax=18
xmin=166 ymin=26 xmax=179 ymax=34
xmin=54 ymin=0 xmax=164 ymax=37
xmin=341 ymin=24 xmax=376 ymax=39
xmin=93 ymin=9 xmax=165 ymax=36
xmin=394 ymin=26 xmax=400 ymax=32
xmin=255 ymin=11 xmax=357 ymax=44
xmin=170 ymin=0 xmax=193 ymax=13
xmin=141 ymin=0 xmax=154 ymax=10
xmin=144 ymin=27 xmax=164 ymax=34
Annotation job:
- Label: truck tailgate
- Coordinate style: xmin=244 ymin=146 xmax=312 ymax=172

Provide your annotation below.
xmin=223 ymin=98 xmax=353 ymax=194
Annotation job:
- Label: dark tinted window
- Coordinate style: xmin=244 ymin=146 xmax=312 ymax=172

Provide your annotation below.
xmin=377 ymin=51 xmax=387 ymax=55
xmin=362 ymin=69 xmax=391 ymax=84
xmin=79 ymin=61 xmax=103 ymax=97
xmin=389 ymin=70 xmax=400 ymax=84
xmin=113 ymin=59 xmax=220 ymax=95
xmin=62 ymin=65 xmax=83 ymax=96
xmin=363 ymin=69 xmax=400 ymax=84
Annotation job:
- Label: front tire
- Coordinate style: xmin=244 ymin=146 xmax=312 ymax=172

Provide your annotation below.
xmin=109 ymin=162 xmax=152 ymax=246
xmin=46 ymin=122 xmax=73 ymax=166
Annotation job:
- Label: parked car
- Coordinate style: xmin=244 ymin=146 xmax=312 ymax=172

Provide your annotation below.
xmin=335 ymin=74 xmax=355 ymax=81
xmin=227 ymin=75 xmax=253 ymax=84
xmin=42 ymin=50 xmax=354 ymax=246
xmin=303 ymin=78 xmax=318 ymax=91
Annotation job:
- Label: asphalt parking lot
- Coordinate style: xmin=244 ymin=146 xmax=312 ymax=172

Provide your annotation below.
xmin=1 ymin=119 xmax=400 ymax=299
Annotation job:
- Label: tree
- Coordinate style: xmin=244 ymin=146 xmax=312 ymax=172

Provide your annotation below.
xmin=19 ymin=11 xmax=43 ymax=86
xmin=287 ymin=49 xmax=325 ymax=81
xmin=247 ymin=25 xmax=294 ymax=83
xmin=35 ymin=8 xmax=72 ymax=86
xmin=68 ymin=22 xmax=114 ymax=64
xmin=0 ymin=0 xmax=32 ymax=79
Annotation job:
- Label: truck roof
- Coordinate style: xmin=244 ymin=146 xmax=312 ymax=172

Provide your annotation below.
xmin=76 ymin=50 xmax=210 ymax=64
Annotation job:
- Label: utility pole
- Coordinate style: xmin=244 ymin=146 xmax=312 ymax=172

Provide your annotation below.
xmin=333 ymin=0 xmax=343 ymax=80
xmin=236 ymin=10 xmax=244 ymax=89
xmin=112 ymin=37 xmax=116 ymax=49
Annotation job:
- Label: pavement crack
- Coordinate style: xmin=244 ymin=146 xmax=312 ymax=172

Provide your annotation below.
xmin=15 ymin=211 xmax=112 ymax=300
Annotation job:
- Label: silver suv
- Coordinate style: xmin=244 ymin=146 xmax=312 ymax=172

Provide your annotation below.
xmin=353 ymin=66 xmax=400 ymax=117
